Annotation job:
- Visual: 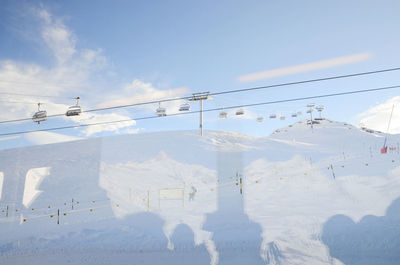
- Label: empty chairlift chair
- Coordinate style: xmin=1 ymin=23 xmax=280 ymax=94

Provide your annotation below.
xmin=236 ymin=108 xmax=244 ymax=115
xmin=257 ymin=116 xmax=264 ymax=122
xmin=179 ymin=102 xmax=190 ymax=112
xmin=291 ymin=113 xmax=297 ymax=118
xmin=66 ymin=97 xmax=82 ymax=116
xmin=219 ymin=109 xmax=228 ymax=118
xmin=269 ymin=114 xmax=277 ymax=119
xmin=280 ymin=115 xmax=286 ymax=120
xmin=156 ymin=102 xmax=167 ymax=116
xmin=32 ymin=103 xmax=47 ymax=124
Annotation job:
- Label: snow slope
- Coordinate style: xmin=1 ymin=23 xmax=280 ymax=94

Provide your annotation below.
xmin=1 ymin=119 xmax=400 ymax=265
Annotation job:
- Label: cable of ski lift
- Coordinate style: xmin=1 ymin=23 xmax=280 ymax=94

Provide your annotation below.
xmin=3 ymin=84 xmax=400 ymax=136
xmin=1 ymin=67 xmax=400 ymax=125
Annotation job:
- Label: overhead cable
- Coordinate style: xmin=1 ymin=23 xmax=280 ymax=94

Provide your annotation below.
xmin=1 ymin=67 xmax=400 ymax=124
xmin=1 ymin=84 xmax=399 ymax=136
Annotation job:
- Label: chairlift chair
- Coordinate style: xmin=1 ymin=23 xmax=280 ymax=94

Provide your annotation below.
xmin=269 ymin=114 xmax=277 ymax=119
xmin=66 ymin=97 xmax=82 ymax=116
xmin=280 ymin=116 xmax=286 ymax=120
xmin=235 ymin=108 xmax=244 ymax=115
xmin=219 ymin=109 xmax=228 ymax=118
xmin=32 ymin=103 xmax=47 ymax=124
xmin=297 ymin=111 xmax=302 ymax=116
xmin=179 ymin=102 xmax=190 ymax=112
xmin=256 ymin=116 xmax=264 ymax=122
xmin=307 ymin=103 xmax=315 ymax=108
xmin=156 ymin=102 xmax=166 ymax=116
xmin=291 ymin=113 xmax=297 ymax=118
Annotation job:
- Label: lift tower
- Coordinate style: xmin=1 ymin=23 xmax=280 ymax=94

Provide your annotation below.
xmin=189 ymin=92 xmax=210 ymax=136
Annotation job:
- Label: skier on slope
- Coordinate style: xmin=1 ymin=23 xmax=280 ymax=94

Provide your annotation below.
xmin=189 ymin=186 xmax=197 ymax=201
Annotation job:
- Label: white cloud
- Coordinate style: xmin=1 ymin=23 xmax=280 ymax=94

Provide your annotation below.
xmin=238 ymin=53 xmax=372 ymax=83
xmin=0 ymin=7 xmax=136 ymax=137
xmin=77 ymin=112 xmax=136 ymax=136
xmin=356 ymin=96 xmax=400 ymax=134
xmin=121 ymin=127 xmax=141 ymax=134
xmin=38 ymin=9 xmax=76 ymax=65
xmin=97 ymin=79 xmax=190 ymax=115
xmin=25 ymin=131 xmax=81 ymax=145
xmin=1 ymin=7 xmax=192 ymax=139
xmin=0 ymin=8 xmax=107 ymax=120
xmin=0 ymin=135 xmax=21 ymax=141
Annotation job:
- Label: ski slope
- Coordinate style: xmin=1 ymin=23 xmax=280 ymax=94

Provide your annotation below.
xmin=1 ymin=119 xmax=400 ymax=265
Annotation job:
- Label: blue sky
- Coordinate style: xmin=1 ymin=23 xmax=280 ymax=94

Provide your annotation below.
xmin=1 ymin=0 xmax=400 ymax=149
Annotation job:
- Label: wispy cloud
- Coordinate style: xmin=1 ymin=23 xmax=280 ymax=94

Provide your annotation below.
xmin=238 ymin=53 xmax=372 ymax=83
xmin=38 ymin=9 xmax=77 ymax=65
xmin=0 ymin=7 xmax=135 ymax=136
xmin=24 ymin=131 xmax=81 ymax=145
xmin=98 ymin=79 xmax=190 ymax=115
xmin=0 ymin=7 xmax=106 ymax=119
xmin=98 ymin=80 xmax=189 ymax=108
xmin=0 ymin=135 xmax=21 ymax=141
xmin=356 ymin=96 xmax=400 ymax=134
xmin=78 ymin=112 xmax=136 ymax=136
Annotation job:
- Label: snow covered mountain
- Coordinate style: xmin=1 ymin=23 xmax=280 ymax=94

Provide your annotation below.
xmin=1 ymin=119 xmax=400 ymax=265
